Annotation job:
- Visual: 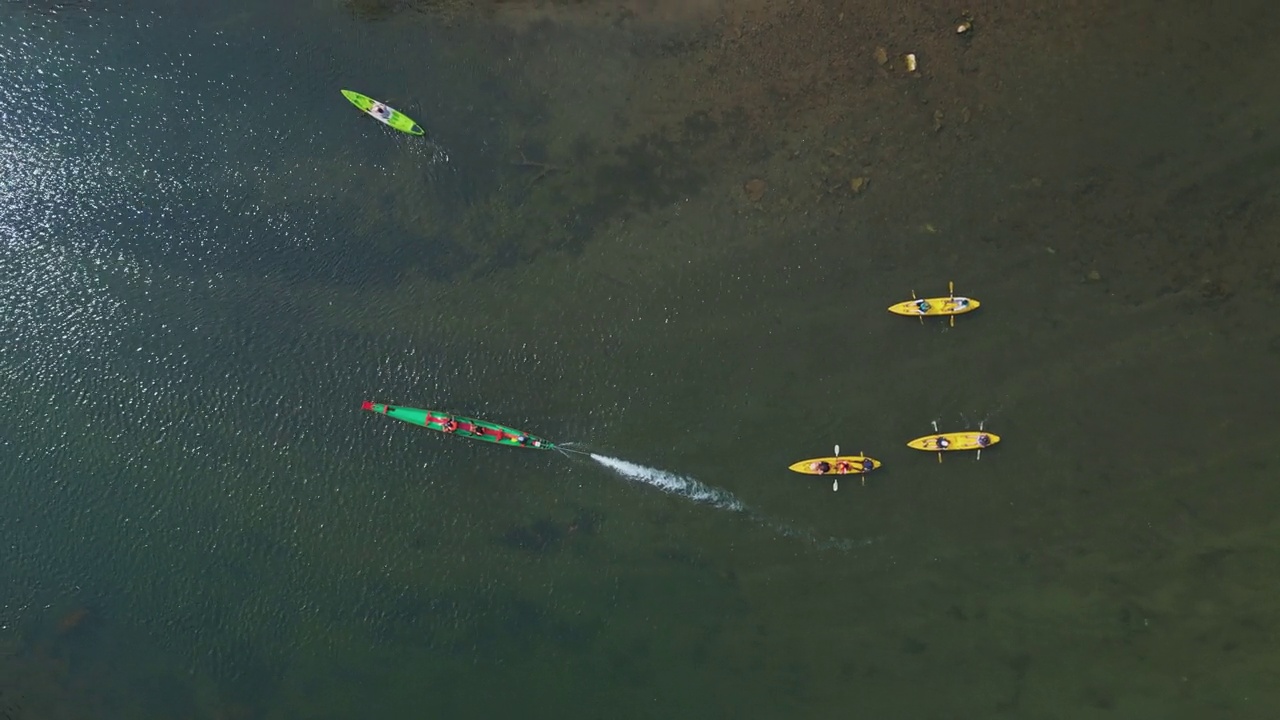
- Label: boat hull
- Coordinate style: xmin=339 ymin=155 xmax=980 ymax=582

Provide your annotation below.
xmin=361 ymin=401 xmax=554 ymax=449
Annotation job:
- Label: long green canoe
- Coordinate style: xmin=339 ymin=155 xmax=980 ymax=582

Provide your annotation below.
xmin=361 ymin=401 xmax=555 ymax=450
xmin=340 ymin=89 xmax=424 ymax=136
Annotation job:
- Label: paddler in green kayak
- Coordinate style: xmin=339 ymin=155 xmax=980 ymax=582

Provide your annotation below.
xmin=340 ymin=89 xmax=425 ymax=136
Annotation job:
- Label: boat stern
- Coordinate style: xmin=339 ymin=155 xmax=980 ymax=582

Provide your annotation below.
xmin=526 ymin=435 xmax=556 ymax=450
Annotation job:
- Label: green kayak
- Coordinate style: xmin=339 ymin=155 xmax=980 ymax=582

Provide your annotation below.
xmin=361 ymin=401 xmax=555 ymax=450
xmin=340 ymin=89 xmax=424 ymax=136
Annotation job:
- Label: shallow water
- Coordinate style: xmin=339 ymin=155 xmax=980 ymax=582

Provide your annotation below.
xmin=2 ymin=0 xmax=1280 ymax=718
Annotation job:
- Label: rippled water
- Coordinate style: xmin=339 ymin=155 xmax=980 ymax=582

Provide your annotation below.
xmin=3 ymin=4 xmax=771 ymax=714
xmin=0 ymin=0 xmax=558 ymax=699
xmin=4 ymin=0 xmax=1280 ymax=718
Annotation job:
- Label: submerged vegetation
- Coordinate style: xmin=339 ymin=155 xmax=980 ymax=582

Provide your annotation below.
xmin=343 ymin=0 xmax=478 ymax=22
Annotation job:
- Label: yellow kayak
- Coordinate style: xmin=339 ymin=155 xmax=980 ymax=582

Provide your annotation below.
xmin=788 ymin=454 xmax=881 ymax=475
xmin=906 ymin=425 xmax=1000 ymax=462
xmin=887 ymin=281 xmax=979 ymax=326
xmin=788 ymin=445 xmax=880 ymax=490
xmin=906 ymin=431 xmax=1000 ymax=452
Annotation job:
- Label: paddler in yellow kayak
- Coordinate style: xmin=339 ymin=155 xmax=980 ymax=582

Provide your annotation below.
xmin=790 ymin=445 xmax=882 ymax=490
xmin=804 ymin=459 xmax=874 ymax=474
xmin=889 ymin=281 xmax=980 ymax=326
xmin=921 ymin=432 xmax=993 ymax=451
xmin=907 ymin=420 xmax=1000 ymax=462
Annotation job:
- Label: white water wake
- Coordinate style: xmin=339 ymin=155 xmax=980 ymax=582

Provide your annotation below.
xmin=585 ymin=453 xmax=878 ymax=552
xmin=589 ymin=454 xmax=748 ymax=512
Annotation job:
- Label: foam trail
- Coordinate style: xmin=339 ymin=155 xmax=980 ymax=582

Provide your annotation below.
xmin=590 ymin=454 xmax=748 ymax=512
xmin=587 ymin=454 xmax=878 ymax=552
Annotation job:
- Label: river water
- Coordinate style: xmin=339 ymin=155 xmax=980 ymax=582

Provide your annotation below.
xmin=2 ymin=0 xmax=1279 ymax=717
